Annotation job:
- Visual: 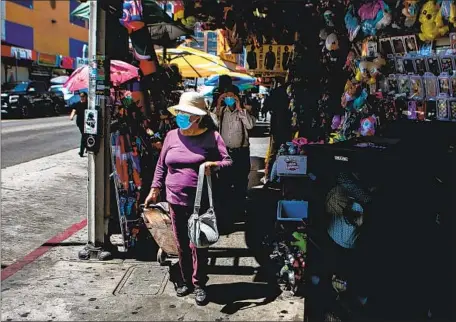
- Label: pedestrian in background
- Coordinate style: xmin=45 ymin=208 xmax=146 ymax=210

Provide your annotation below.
xmin=145 ymin=92 xmax=232 ymax=306
xmin=69 ymin=92 xmax=88 ymax=157
xmin=215 ymin=76 xmax=256 ymax=222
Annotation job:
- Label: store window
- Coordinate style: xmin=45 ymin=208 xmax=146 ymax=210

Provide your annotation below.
xmin=69 ymin=0 xmax=86 ymax=28
xmin=5 ymin=21 xmax=33 ymax=50
xmin=69 ymin=38 xmax=88 ymax=59
xmin=6 ymin=0 xmax=33 ymax=9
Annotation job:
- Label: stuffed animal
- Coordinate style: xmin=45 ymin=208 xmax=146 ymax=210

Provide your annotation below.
xmin=341 ymin=79 xmax=361 ymax=108
xmin=360 ymin=1 xmax=392 ymax=36
xmin=402 ymin=0 xmax=420 ymax=27
xmin=448 ymin=1 xmax=456 ymax=27
xmin=355 ymin=56 xmax=386 ymax=85
xmin=360 ymin=116 xmax=377 ymax=136
xmin=345 ymin=5 xmax=361 ymax=42
xmin=290 ymin=232 xmax=307 ymax=253
xmin=419 ymin=1 xmax=449 ymax=41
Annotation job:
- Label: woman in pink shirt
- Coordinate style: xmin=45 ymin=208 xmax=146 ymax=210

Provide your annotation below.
xmin=145 ymin=92 xmax=232 ymax=306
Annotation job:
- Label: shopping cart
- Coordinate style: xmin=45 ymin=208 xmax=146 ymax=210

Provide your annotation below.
xmin=140 ymin=203 xmax=178 ymax=265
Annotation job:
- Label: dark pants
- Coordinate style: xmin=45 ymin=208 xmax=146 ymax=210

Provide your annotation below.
xmin=78 ymin=126 xmax=86 ymax=155
xmin=219 ymin=147 xmax=251 ymax=216
xmin=169 ymin=204 xmax=208 ymax=288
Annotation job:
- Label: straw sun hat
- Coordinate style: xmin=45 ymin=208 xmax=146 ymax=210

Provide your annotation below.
xmin=168 ymin=91 xmax=208 ymax=116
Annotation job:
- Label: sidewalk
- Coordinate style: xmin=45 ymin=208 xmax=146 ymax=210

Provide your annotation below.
xmin=1 ymin=133 xmax=305 ymax=321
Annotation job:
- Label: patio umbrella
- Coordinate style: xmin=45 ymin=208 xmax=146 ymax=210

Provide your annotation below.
xmin=50 ymin=75 xmax=69 ymax=85
xmin=63 ymin=60 xmax=139 ymax=92
xmin=200 ymin=84 xmax=255 ymax=97
xmin=204 ymin=72 xmax=256 ymax=87
xmin=157 ymin=46 xmax=238 ymax=78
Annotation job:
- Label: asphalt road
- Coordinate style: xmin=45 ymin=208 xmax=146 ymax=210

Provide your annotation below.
xmin=1 ymin=116 xmax=81 ymax=168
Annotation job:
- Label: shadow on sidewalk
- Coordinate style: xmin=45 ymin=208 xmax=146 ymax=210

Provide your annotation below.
xmin=207 ymin=282 xmax=282 ymax=315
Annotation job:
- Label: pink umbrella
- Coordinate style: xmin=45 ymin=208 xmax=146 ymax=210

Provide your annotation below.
xmin=63 ymin=60 xmax=139 ymax=91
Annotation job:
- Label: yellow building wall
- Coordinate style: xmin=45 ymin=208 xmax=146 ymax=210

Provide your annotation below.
xmin=5 ymin=1 xmax=88 ymax=56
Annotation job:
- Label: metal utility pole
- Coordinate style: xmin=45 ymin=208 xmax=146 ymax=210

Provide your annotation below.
xmin=79 ymin=0 xmax=111 ymax=260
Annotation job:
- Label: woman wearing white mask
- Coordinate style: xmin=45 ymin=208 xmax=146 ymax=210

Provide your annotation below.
xmin=145 ymin=92 xmax=232 ymax=306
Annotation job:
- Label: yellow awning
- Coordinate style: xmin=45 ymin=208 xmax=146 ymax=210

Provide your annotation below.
xmin=157 ymin=46 xmax=238 ymax=78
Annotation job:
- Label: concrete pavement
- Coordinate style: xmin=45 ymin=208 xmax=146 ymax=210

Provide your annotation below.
xmin=1 ymin=116 xmax=80 ymax=168
xmin=1 ymin=124 xmax=305 ymax=321
xmin=1 ymin=149 xmax=87 ymax=267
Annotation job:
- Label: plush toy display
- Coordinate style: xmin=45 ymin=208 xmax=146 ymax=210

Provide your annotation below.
xmin=402 ymin=0 xmax=420 ymax=27
xmin=345 ymin=5 xmax=361 ymax=41
xmin=355 ymin=56 xmax=386 ymax=85
xmin=418 ymin=0 xmax=449 ymax=41
xmin=360 ymin=1 xmax=392 ymax=36
xmin=360 ymin=115 xmax=377 ymax=136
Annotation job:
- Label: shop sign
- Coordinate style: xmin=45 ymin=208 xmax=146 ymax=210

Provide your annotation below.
xmin=38 ymin=53 xmax=58 ymax=67
xmin=11 ymin=47 xmax=32 ymax=60
xmin=76 ymin=57 xmax=89 ymax=68
xmin=30 ymin=65 xmax=52 ymax=77
xmin=60 ymin=56 xmax=74 ymax=69
xmin=246 ymin=44 xmax=294 ymax=75
xmin=216 ymin=29 xmax=238 ymax=64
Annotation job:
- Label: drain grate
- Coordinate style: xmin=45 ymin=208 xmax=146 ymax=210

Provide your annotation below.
xmin=114 ymin=265 xmax=169 ymax=296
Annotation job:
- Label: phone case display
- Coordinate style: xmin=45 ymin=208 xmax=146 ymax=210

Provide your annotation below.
xmin=409 ymin=75 xmax=424 ymax=99
xmin=397 ymin=75 xmax=410 ymax=95
xmin=388 ymin=74 xmax=398 ymax=94
xmin=439 ymin=56 xmax=454 ymax=73
xmin=414 ymin=57 xmax=426 ymax=75
xmin=395 ymin=56 xmax=405 ymax=74
xmin=450 ymin=74 xmax=456 ymax=97
xmin=407 ymin=100 xmax=417 ymax=120
xmin=449 ymin=100 xmax=456 ymax=121
xmin=423 ymin=73 xmax=438 ymax=98
xmin=436 ymin=96 xmax=450 ymax=120
xmin=438 ymin=73 xmax=451 ymax=96
xmin=426 ymin=56 xmax=441 ymax=75
xmin=416 ymin=101 xmax=426 ymax=121
xmin=403 ymin=58 xmax=416 ymax=74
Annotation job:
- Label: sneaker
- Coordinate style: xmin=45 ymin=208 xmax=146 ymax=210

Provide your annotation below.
xmin=194 ymin=287 xmax=207 ymax=306
xmin=176 ymin=284 xmax=192 ymax=297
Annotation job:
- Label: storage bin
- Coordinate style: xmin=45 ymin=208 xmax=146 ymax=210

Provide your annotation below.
xmin=277 ymin=200 xmax=309 ymax=221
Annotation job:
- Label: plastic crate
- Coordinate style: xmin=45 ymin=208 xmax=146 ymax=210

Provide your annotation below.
xmin=277 ymin=200 xmax=308 ymax=222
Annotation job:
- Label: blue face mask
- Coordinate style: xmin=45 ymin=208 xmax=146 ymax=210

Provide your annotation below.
xmin=176 ymin=114 xmax=193 ymax=130
xmin=224 ymin=96 xmax=236 ymax=107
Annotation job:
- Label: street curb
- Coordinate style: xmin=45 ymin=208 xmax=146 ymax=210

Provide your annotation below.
xmin=1 ymin=219 xmax=87 ymax=281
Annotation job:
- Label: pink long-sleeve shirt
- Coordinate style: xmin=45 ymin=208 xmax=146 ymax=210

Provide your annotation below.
xmin=151 ymin=129 xmax=232 ymax=206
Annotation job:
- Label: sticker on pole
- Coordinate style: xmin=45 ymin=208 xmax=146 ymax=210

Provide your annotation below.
xmin=84 ymin=109 xmax=98 ymax=135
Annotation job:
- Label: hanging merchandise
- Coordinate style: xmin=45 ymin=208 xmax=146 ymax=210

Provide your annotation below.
xmin=410 ymin=75 xmax=424 ymax=99
xmin=423 ymin=72 xmax=438 ymax=98
xmin=418 ymin=1 xmax=449 ymax=41
xmin=359 ymin=0 xmax=392 ymax=36
xmin=436 ymin=94 xmax=451 ymax=120
xmin=402 ymin=0 xmax=420 ymax=28
xmin=438 ymin=72 xmax=452 ymax=95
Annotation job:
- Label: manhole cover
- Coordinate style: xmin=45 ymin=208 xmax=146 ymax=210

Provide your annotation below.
xmin=114 ymin=265 xmax=169 ymax=296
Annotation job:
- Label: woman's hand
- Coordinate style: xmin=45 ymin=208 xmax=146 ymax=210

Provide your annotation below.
xmin=145 ymin=188 xmax=160 ymax=206
xmin=204 ymin=162 xmax=218 ymax=176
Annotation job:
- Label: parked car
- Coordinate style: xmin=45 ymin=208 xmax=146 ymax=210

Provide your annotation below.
xmin=1 ymin=81 xmax=66 ymax=118
xmin=49 ymin=85 xmax=88 ymax=110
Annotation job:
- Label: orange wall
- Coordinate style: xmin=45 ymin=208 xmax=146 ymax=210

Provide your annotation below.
xmin=5 ymin=1 xmax=88 ymax=56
